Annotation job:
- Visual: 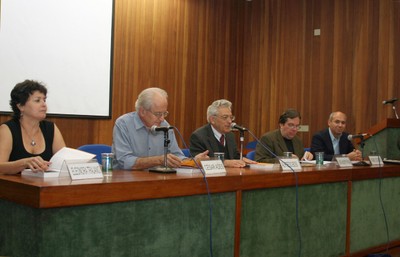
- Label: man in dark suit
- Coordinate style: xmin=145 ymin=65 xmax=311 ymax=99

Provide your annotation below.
xmin=310 ymin=111 xmax=362 ymax=161
xmin=189 ymin=99 xmax=256 ymax=168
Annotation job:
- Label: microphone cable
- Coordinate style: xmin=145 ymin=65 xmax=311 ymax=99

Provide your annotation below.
xmin=173 ymin=127 xmax=214 ymax=257
xmin=246 ymin=129 xmax=302 ymax=257
xmin=367 ymin=136 xmax=390 ymax=257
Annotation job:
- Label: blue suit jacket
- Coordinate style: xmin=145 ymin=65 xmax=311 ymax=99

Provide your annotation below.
xmin=310 ymin=128 xmax=355 ymax=161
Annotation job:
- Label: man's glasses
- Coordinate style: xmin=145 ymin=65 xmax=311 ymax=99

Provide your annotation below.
xmin=150 ymin=111 xmax=169 ymax=118
xmin=215 ymin=115 xmax=235 ymax=121
xmin=287 ymin=124 xmax=301 ymax=130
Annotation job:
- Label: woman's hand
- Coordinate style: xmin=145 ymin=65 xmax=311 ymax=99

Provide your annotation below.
xmin=24 ymin=156 xmax=50 ymax=172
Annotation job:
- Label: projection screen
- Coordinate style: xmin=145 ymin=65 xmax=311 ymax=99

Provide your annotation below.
xmin=0 ymin=0 xmax=114 ymax=118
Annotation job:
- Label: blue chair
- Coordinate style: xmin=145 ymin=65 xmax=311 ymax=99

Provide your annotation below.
xmin=77 ymin=144 xmax=112 ymax=164
xmin=246 ymin=141 xmax=257 ymax=150
xmin=246 ymin=150 xmax=256 ymax=161
xmin=182 ymin=148 xmax=191 ymax=158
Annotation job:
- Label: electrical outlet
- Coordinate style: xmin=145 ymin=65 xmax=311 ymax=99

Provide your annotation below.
xmin=298 ymin=125 xmax=309 ymax=132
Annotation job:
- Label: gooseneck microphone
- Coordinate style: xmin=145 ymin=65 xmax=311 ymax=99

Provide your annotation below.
xmin=230 ymin=122 xmax=247 ymax=131
xmin=150 ymin=125 xmax=174 ymax=133
xmin=382 ymin=98 xmax=398 ymax=105
xmin=149 ymin=125 xmax=176 ymax=174
xmin=347 ymin=133 xmax=369 ymax=140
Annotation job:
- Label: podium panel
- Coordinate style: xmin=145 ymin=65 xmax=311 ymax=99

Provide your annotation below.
xmin=363 ymin=119 xmax=400 ymax=159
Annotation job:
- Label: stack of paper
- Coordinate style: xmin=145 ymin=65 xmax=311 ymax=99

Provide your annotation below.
xmin=21 ymin=147 xmax=96 ymax=178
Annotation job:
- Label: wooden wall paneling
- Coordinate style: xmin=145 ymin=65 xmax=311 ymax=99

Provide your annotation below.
xmin=376 ymin=0 xmax=391 ymax=123
xmin=1 ymin=0 xmax=399 ymax=154
xmin=391 ymin=0 xmax=400 ymax=118
xmin=240 ymin=0 xmax=265 ymax=140
xmin=331 ymin=0 xmax=355 ymax=131
xmin=303 ymin=0 xmax=321 ymax=146
xmin=351 ymin=0 xmax=379 ymax=134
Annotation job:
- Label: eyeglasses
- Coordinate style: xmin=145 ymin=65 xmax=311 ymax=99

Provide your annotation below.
xmin=215 ymin=115 xmax=235 ymax=121
xmin=287 ymin=124 xmax=301 ymax=130
xmin=150 ymin=111 xmax=169 ymax=118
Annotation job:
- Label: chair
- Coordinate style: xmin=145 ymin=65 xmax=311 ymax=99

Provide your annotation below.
xmin=246 ymin=150 xmax=256 ymax=161
xmin=246 ymin=141 xmax=257 ymax=150
xmin=77 ymin=144 xmax=112 ymax=164
xmin=182 ymin=148 xmax=191 ymax=158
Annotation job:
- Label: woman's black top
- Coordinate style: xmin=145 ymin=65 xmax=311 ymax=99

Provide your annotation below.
xmin=4 ymin=119 xmax=54 ymax=161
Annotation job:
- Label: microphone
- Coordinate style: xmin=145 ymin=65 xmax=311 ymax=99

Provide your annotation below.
xmin=230 ymin=122 xmax=247 ymax=131
xmin=382 ymin=98 xmax=398 ymax=105
xmin=347 ymin=133 xmax=369 ymax=140
xmin=150 ymin=125 xmax=174 ymax=133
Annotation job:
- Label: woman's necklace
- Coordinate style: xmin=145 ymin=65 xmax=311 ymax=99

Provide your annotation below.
xmin=21 ymin=123 xmax=40 ymax=147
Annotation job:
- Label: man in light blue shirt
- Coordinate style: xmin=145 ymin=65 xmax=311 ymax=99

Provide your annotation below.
xmin=310 ymin=111 xmax=362 ymax=161
xmin=113 ymin=87 xmax=208 ymax=170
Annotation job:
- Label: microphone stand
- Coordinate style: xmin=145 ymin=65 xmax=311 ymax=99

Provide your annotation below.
xmin=149 ymin=130 xmax=177 ymax=173
xmin=239 ymin=130 xmax=244 ymax=160
xmin=360 ymin=137 xmax=366 ymax=159
xmin=353 ymin=136 xmax=370 ymax=166
xmin=391 ymin=104 xmax=399 ymax=119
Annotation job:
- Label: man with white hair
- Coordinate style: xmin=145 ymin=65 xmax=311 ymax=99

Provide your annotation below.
xmin=189 ymin=99 xmax=256 ymax=168
xmin=113 ymin=87 xmax=208 ymax=170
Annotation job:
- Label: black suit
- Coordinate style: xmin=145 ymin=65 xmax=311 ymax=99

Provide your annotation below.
xmin=310 ymin=128 xmax=355 ymax=161
xmin=189 ymin=124 xmax=240 ymax=159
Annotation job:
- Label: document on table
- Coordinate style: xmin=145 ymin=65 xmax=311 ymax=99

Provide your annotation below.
xmin=21 ymin=147 xmax=96 ymax=177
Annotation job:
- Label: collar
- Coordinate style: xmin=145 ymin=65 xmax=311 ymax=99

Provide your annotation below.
xmin=329 ymin=128 xmax=341 ymax=141
xmin=211 ymin=124 xmax=223 ymax=141
xmin=133 ymin=112 xmax=147 ymax=130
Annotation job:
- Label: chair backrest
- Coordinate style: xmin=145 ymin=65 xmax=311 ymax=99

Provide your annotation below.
xmin=246 ymin=150 xmax=256 ymax=161
xmin=181 ymin=148 xmax=191 ymax=158
xmin=246 ymin=140 xmax=257 ymax=150
xmin=77 ymin=144 xmax=112 ymax=164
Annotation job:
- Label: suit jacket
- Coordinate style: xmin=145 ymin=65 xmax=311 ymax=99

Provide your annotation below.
xmin=255 ymin=129 xmax=305 ymax=163
xmin=189 ymin=124 xmax=240 ymax=159
xmin=310 ymin=128 xmax=355 ymax=161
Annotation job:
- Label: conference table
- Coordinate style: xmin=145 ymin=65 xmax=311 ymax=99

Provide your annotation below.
xmin=1 ymin=163 xmax=400 ymax=257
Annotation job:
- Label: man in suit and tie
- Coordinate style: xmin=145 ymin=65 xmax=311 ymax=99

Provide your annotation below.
xmin=189 ymin=99 xmax=256 ymax=168
xmin=310 ymin=111 xmax=362 ymax=161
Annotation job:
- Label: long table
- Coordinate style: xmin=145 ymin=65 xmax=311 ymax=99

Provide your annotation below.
xmin=1 ymin=164 xmax=400 ymax=257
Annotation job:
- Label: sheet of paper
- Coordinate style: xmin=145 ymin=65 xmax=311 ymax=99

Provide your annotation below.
xmin=21 ymin=147 xmax=96 ymax=177
xmin=249 ymin=163 xmax=275 ymax=170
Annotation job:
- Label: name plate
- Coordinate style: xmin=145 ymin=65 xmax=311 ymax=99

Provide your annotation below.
xmin=67 ymin=161 xmax=104 ymax=180
xmin=200 ymin=160 xmax=226 ymax=175
xmin=369 ymin=155 xmax=384 ymax=166
xmin=279 ymin=158 xmax=302 ymax=172
xmin=335 ymin=156 xmax=353 ymax=168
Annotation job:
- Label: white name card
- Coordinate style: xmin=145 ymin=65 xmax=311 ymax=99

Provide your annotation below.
xmin=335 ymin=156 xmax=353 ymax=168
xmin=200 ymin=160 xmax=226 ymax=175
xmin=369 ymin=155 xmax=384 ymax=166
xmin=67 ymin=162 xmax=104 ymax=180
xmin=279 ymin=158 xmax=302 ymax=172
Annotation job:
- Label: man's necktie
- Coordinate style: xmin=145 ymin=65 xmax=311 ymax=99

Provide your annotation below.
xmin=220 ymin=134 xmax=225 ymax=146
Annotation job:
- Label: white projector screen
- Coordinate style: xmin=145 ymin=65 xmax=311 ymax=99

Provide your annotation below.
xmin=0 ymin=0 xmax=113 ymax=118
